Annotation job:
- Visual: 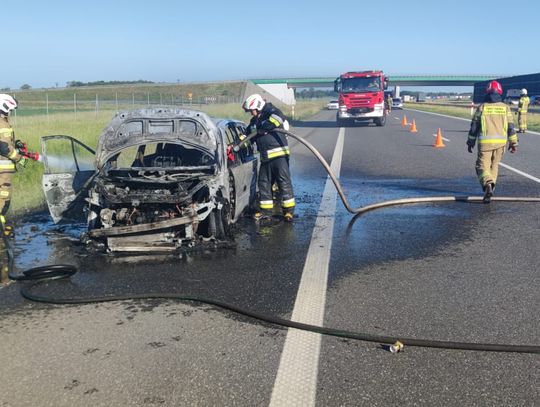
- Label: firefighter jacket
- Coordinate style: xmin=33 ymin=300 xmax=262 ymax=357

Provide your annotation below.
xmin=518 ymin=95 xmax=530 ymax=114
xmin=467 ymin=93 xmax=518 ymax=152
xmin=246 ymin=103 xmax=290 ymax=162
xmin=0 ymin=115 xmax=21 ymax=173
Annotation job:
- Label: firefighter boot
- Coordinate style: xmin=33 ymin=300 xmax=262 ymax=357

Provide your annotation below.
xmin=483 ymin=183 xmax=494 ymax=204
xmin=253 ymin=211 xmax=271 ymax=221
xmin=0 ymin=215 xmax=14 ymax=239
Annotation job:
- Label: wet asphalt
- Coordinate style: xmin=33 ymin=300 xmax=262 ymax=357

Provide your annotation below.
xmin=0 ymin=109 xmax=539 ymax=406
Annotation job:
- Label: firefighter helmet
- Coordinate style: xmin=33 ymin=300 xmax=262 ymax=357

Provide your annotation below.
xmin=243 ymin=94 xmax=265 ymax=112
xmin=521 ymin=88 xmax=527 ymax=95
xmin=0 ymin=94 xmax=18 ymax=115
xmin=486 ymin=81 xmax=503 ymax=95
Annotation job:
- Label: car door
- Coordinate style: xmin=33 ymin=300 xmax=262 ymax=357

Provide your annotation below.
xmin=40 ymin=135 xmax=96 ymax=223
xmin=225 ymin=123 xmax=258 ymax=220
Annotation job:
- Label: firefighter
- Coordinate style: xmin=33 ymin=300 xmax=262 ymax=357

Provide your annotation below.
xmin=0 ymin=94 xmax=27 ymax=236
xmin=242 ymin=94 xmax=295 ymax=222
xmin=385 ymin=93 xmax=392 ymax=114
xmin=467 ymin=81 xmax=518 ymax=203
xmin=517 ymin=88 xmax=529 ymax=133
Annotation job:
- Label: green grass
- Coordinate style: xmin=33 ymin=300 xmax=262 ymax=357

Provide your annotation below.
xmin=9 ymin=100 xmax=324 ymax=215
xmin=12 ymin=82 xmax=245 ymax=107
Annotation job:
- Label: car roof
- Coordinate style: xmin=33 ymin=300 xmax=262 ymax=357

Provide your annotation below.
xmin=95 ymin=108 xmax=220 ymax=167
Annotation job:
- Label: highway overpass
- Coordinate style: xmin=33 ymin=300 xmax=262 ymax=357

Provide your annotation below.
xmin=247 ymin=75 xmax=497 ymax=105
xmin=251 ymin=75 xmax=497 ymax=88
xmin=247 ymin=73 xmax=540 ymax=105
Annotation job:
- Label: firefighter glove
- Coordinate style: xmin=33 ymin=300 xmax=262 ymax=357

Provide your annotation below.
xmin=15 ymin=139 xmax=27 ymax=154
xmin=15 ymin=139 xmax=25 ymax=149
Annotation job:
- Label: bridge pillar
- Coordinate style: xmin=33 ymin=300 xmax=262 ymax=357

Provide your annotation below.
xmin=394 ymin=85 xmax=401 ymax=98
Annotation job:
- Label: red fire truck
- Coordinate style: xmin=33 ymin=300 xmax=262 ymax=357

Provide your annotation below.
xmin=334 ymin=70 xmax=388 ymax=126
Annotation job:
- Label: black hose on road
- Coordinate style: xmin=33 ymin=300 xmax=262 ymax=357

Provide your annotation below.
xmin=2 ymin=129 xmax=540 ymax=355
xmin=5 ymin=263 xmax=540 ymax=354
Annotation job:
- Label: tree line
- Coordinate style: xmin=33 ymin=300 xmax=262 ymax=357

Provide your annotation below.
xmin=66 ymin=80 xmax=154 ymax=87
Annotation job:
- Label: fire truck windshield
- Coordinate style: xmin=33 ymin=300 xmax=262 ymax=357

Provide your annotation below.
xmin=341 ymin=77 xmax=381 ymax=92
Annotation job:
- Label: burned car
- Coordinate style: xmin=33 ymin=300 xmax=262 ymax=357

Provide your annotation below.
xmin=41 ymin=108 xmax=258 ymax=252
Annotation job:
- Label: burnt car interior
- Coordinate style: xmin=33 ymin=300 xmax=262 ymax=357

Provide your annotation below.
xmin=96 ymin=141 xmax=216 ymax=209
xmin=41 ymin=109 xmax=258 ymax=252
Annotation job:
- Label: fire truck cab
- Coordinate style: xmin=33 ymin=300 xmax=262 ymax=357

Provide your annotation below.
xmin=334 ymin=70 xmax=388 ymax=127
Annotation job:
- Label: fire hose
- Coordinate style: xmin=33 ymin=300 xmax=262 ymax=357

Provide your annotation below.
xmin=3 ymin=128 xmax=540 ymax=354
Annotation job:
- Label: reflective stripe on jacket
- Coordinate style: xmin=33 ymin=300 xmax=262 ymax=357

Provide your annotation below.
xmin=518 ymin=96 xmax=529 ymax=114
xmin=468 ymin=100 xmax=517 ymax=150
xmin=0 ymin=117 xmax=19 ymax=172
xmin=248 ymin=103 xmax=290 ymax=162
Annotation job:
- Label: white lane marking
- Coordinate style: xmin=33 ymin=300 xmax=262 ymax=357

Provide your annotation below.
xmin=499 ymin=162 xmax=540 ymax=183
xmin=269 ymin=127 xmax=344 ymax=407
xmin=406 ymin=108 xmax=540 ymax=136
xmin=405 ymin=109 xmax=540 ymax=182
xmin=432 ymin=133 xmax=450 ymax=142
xmin=405 ymin=107 xmax=471 ymax=122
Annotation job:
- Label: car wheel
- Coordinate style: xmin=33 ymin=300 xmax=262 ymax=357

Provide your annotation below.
xmin=207 ymin=209 xmax=222 ymax=239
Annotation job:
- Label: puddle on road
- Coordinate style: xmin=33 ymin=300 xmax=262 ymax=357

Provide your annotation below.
xmin=2 ymin=175 xmax=499 ymax=290
xmin=4 ymin=175 xmax=483 ymax=275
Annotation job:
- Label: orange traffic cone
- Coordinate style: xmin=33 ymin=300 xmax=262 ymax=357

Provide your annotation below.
xmin=409 ymin=119 xmax=418 ymax=133
xmin=433 ymin=128 xmax=445 ymax=148
xmin=401 ymin=115 xmax=409 ymax=126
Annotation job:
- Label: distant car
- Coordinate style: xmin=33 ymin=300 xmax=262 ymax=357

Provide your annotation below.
xmin=392 ymin=97 xmax=403 ymax=109
xmin=40 ymin=108 xmax=258 ymax=252
xmin=326 ymin=100 xmax=339 ymax=110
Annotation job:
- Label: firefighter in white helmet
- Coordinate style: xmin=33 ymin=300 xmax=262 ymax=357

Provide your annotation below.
xmin=0 ymin=94 xmax=28 ymax=236
xmin=517 ymin=88 xmax=529 ymax=133
xmin=242 ymin=94 xmax=295 ymax=222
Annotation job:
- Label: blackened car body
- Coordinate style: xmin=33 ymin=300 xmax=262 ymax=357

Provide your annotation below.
xmin=41 ymin=108 xmax=258 ymax=252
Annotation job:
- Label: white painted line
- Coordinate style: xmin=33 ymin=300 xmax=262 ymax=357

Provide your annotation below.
xmin=405 ymin=107 xmax=471 ymax=122
xmin=405 ymin=108 xmax=540 ymax=136
xmin=406 ymin=108 xmax=540 ymax=183
xmin=269 ymin=127 xmax=344 ymax=407
xmin=499 ymin=162 xmax=540 ymax=183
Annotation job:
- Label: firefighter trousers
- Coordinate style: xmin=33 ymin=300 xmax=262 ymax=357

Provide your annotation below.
xmin=0 ymin=171 xmax=13 ymax=220
xmin=258 ymin=156 xmax=295 ymax=215
xmin=475 ymin=146 xmax=505 ymax=189
xmin=518 ymin=112 xmax=527 ymax=132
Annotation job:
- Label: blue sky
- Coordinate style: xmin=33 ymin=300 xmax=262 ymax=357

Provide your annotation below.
xmin=6 ymin=0 xmax=540 ymax=90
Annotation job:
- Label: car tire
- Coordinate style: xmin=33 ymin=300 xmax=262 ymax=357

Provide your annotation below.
xmin=207 ymin=201 xmax=231 ymax=240
xmin=207 ymin=209 xmax=223 ymax=239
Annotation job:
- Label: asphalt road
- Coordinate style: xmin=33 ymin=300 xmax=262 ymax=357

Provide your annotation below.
xmin=0 ymin=108 xmax=539 ymax=406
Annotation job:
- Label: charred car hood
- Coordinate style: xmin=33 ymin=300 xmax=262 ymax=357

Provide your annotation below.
xmin=95 ymin=108 xmax=220 ymax=169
